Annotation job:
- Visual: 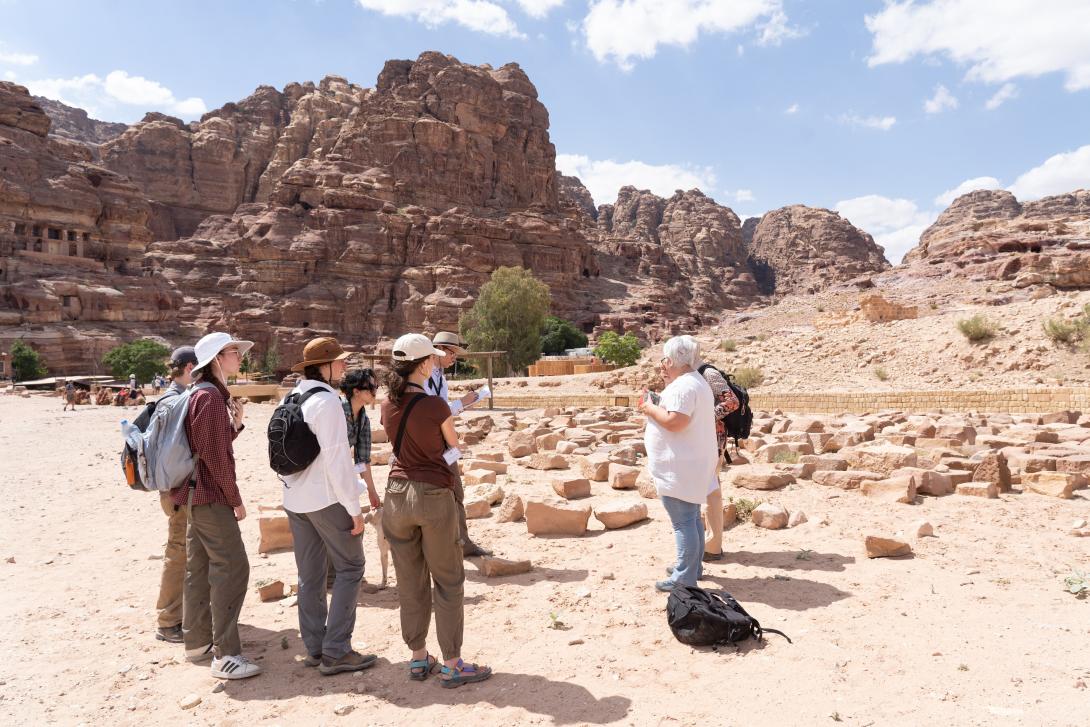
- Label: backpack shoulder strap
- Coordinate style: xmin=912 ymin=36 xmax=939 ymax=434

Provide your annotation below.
xmin=393 ymin=394 xmax=427 ymax=458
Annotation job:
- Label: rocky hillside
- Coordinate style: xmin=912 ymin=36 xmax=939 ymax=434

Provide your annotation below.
xmin=32 ymin=95 xmax=127 ymax=146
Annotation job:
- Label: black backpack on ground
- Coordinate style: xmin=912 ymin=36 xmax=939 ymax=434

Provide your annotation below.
xmin=267 ymin=385 xmax=333 ymax=476
xmin=666 ymin=584 xmax=791 ymax=647
xmin=698 ymin=363 xmax=754 ymax=447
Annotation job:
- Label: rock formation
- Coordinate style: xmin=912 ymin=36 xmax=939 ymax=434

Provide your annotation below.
xmin=144 ymin=52 xmax=600 ymax=367
xmin=746 ymin=205 xmax=891 ymax=295
xmin=33 ymin=96 xmax=127 ymax=146
xmin=557 ymin=173 xmax=597 ymax=221
xmin=902 ymin=189 xmax=1090 ymax=289
xmin=0 ymin=82 xmax=181 ymax=372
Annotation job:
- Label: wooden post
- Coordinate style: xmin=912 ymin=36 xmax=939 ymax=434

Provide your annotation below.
xmin=486 ymin=355 xmax=494 ymax=411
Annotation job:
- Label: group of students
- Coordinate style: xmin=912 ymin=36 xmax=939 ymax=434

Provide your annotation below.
xmin=149 ymin=329 xmax=493 ymax=686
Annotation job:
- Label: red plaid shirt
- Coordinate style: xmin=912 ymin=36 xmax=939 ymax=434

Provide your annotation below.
xmin=170 ymin=379 xmax=244 ymax=508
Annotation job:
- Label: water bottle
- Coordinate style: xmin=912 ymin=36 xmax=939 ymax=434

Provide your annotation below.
xmin=120 ymin=419 xmax=131 ymax=437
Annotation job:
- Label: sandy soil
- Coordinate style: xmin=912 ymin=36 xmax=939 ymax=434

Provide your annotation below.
xmin=1 ymin=394 xmax=1088 ymax=726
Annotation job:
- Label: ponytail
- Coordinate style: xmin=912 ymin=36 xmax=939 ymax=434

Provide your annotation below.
xmin=384 ymin=356 xmax=428 ymax=405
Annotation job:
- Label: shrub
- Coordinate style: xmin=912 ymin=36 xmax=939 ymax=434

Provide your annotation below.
xmin=771 ymin=450 xmax=799 ymax=464
xmin=874 ymin=366 xmax=889 ymax=381
xmin=730 ymin=496 xmax=762 ymax=523
xmin=755 ymin=333 xmax=770 ymax=343
xmin=540 ymin=315 xmax=588 ymax=355
xmin=259 ymin=339 xmax=280 ymax=375
xmin=733 ymin=366 xmax=764 ymax=389
xmin=10 ymin=340 xmax=46 ymax=381
xmin=1043 ymin=317 xmax=1080 ymax=344
xmin=957 ymin=315 xmax=998 ymax=342
xmin=102 ymin=339 xmax=170 ymax=384
xmin=720 ymin=339 xmax=737 ymax=352
xmin=594 ymin=331 xmax=642 ymax=367
xmin=460 ymin=266 xmax=550 ymax=374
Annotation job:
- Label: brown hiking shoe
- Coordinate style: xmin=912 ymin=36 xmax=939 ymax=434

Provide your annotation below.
xmin=318 ymin=650 xmax=378 ymax=676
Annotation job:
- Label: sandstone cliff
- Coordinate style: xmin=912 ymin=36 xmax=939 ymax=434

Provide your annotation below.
xmin=902 ymin=189 xmax=1090 ymax=289
xmin=746 ymin=205 xmax=891 ymax=295
xmin=33 ymin=96 xmax=128 ymax=146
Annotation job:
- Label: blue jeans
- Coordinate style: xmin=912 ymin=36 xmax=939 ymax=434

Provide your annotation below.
xmin=661 ymin=495 xmax=704 ymax=587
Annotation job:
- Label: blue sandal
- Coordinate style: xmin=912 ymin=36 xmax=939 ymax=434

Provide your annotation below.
xmin=439 ymin=659 xmax=493 ymax=688
xmin=409 ymin=654 xmax=437 ymax=681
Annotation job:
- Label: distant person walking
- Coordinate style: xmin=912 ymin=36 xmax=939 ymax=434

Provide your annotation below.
xmin=281 ymin=338 xmax=377 ymax=676
xmin=638 ymin=335 xmax=718 ymax=593
xmin=170 ymin=332 xmax=261 ymax=679
xmin=62 ymin=380 xmax=76 ymax=411
xmin=381 ymin=333 xmax=492 ymax=687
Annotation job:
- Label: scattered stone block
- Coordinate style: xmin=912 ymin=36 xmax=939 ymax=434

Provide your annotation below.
xmin=579 ymin=453 xmax=611 ymax=481
xmin=556 ymin=440 xmax=578 ymax=454
xmin=258 ymin=513 xmax=293 ymax=553
xmin=495 ymin=494 xmax=525 ymax=523
xmin=594 ymin=500 xmax=649 ymax=529
xmin=525 ymin=499 xmax=592 ymax=536
xmin=507 ymin=430 xmax=538 ymax=458
xmin=257 ymin=580 xmax=285 ymax=602
xmin=891 ymin=467 xmax=953 ymax=496
xmin=812 ymin=469 xmax=884 ymax=490
xmin=179 ymin=693 xmax=202 ymax=710
xmin=465 ymin=483 xmax=504 ymax=505
xmin=843 ymin=444 xmax=917 ymax=475
xmin=609 ymin=463 xmax=639 ymax=489
xmin=536 ymin=432 xmax=560 ymax=451
xmin=464 ymin=498 xmax=491 ymax=519
xmin=787 ymin=510 xmax=808 ymax=528
xmin=1022 ymin=471 xmax=1080 ymax=499
xmin=751 ymin=503 xmax=789 ymax=530
xmin=371 ymin=427 xmax=389 ymax=444
xmin=723 ymin=502 xmax=738 ymax=526
xmin=799 ymin=454 xmax=848 ymax=472
xmin=479 ymin=556 xmax=532 ymax=577
xmin=528 ymin=452 xmax=568 ymax=470
xmin=725 ymin=465 xmax=795 ymax=490
xmin=475 ymin=452 xmax=505 ymax=462
xmin=864 ymin=535 xmax=912 ymax=558
xmin=636 ymin=469 xmax=657 ymax=499
xmin=465 ymin=459 xmax=508 ymax=475
xmin=552 ymin=477 xmax=591 ymax=500
xmin=914 ymin=520 xmax=934 ymax=538
xmin=607 ymin=445 xmax=639 ymax=466
xmin=463 ymin=469 xmax=497 ymax=486
xmin=971 ymin=452 xmax=1011 ymax=493
xmin=861 ymin=475 xmax=917 ymax=504
xmin=955 ymin=481 xmax=999 ymax=498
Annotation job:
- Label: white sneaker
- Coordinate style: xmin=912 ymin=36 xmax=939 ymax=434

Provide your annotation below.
xmin=210 ymin=654 xmax=263 ymax=680
xmin=184 ymin=643 xmax=214 ymax=663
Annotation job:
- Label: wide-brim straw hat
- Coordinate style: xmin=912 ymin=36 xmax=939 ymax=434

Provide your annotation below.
xmin=194 ymin=332 xmax=254 ymax=372
xmin=291 ymin=336 xmax=351 ymax=373
xmin=432 ymin=331 xmax=467 ymax=356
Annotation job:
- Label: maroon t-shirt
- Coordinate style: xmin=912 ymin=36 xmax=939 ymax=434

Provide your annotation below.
xmin=381 ymin=392 xmax=455 ymax=489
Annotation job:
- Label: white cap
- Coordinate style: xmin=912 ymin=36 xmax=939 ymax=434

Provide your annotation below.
xmin=194 ymin=331 xmax=254 ymax=371
xmin=392 ymin=333 xmax=444 ymax=361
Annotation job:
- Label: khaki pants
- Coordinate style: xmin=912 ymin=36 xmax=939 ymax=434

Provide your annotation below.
xmin=183 ymin=502 xmax=249 ymax=658
xmin=705 ymin=454 xmax=726 ymax=554
xmin=156 ymin=492 xmax=188 ymax=628
xmin=382 ymin=477 xmax=464 ymax=661
xmin=450 ymin=464 xmax=473 ymax=554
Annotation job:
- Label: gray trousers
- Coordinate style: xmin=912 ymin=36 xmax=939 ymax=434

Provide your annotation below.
xmin=287 ymin=503 xmax=364 ymax=660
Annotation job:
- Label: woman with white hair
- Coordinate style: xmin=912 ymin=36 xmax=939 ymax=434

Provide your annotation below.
xmin=638 ymin=335 xmax=718 ymax=592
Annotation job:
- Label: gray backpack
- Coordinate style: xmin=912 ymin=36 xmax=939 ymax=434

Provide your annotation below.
xmin=122 ymin=382 xmax=214 ymax=492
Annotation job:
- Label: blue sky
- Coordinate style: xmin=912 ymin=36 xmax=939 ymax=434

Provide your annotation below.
xmin=2 ymin=0 xmax=1089 ymax=262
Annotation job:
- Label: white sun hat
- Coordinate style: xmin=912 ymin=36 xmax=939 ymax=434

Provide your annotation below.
xmin=392 ymin=333 xmax=444 ymax=361
xmin=193 ymin=331 xmax=254 ymax=372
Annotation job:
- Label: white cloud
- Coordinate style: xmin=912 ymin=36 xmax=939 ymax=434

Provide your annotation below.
xmin=1008 ymin=144 xmax=1090 ymax=200
xmin=356 ymin=0 xmax=524 ymax=37
xmin=923 ymin=83 xmax=958 ymax=114
xmin=837 ymin=112 xmax=896 ymax=131
xmin=22 ymin=71 xmax=207 ymax=121
xmin=582 ymin=0 xmax=793 ymax=70
xmin=785 ymin=102 xmax=798 ymax=114
xmin=513 ymin=0 xmax=565 ymax=18
xmin=834 ymin=194 xmax=937 ymax=264
xmin=985 ymin=82 xmax=1018 ymax=110
xmin=556 ymin=152 xmax=717 ymax=207
xmin=0 ymin=45 xmax=38 ymax=66
xmin=734 ymin=189 xmax=754 ymax=203
xmin=866 ymin=0 xmax=1090 ymax=92
xmin=934 ymin=176 xmax=1002 ymax=206
xmin=3 ymin=70 xmax=16 ymax=80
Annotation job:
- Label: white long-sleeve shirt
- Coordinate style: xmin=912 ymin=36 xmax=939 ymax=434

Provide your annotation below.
xmin=281 ymin=380 xmax=363 ymax=516
xmin=424 ymin=367 xmax=464 ymax=416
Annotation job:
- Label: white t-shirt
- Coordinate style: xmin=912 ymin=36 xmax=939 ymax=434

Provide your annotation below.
xmin=644 ymin=371 xmax=718 ymax=505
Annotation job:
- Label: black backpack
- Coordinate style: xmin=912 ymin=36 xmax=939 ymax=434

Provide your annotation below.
xmin=666 ymin=584 xmax=791 ymax=647
xmin=698 ymin=364 xmax=753 ymax=446
xmin=267 ymin=385 xmax=332 ymax=476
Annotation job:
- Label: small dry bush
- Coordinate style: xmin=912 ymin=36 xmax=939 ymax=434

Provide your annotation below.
xmin=733 ymin=366 xmax=764 ymax=389
xmin=874 ymin=366 xmax=889 ymax=381
xmin=720 ymin=339 xmax=737 ymax=352
xmin=957 ymin=315 xmax=998 ymax=342
xmin=730 ymin=497 xmax=762 ymax=523
xmin=771 ymin=450 xmax=799 ymax=464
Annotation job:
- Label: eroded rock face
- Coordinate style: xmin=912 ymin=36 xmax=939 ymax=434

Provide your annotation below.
xmin=901 ymin=189 xmax=1090 ymax=289
xmin=145 ymin=53 xmax=600 ymax=366
xmin=747 ymin=205 xmax=891 ymax=295
xmin=100 ymin=76 xmax=365 ymax=240
xmin=0 ymin=82 xmax=181 ymax=372
xmin=33 ymin=95 xmax=128 ymax=146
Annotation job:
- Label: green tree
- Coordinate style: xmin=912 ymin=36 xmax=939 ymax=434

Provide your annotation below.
xmin=594 ymin=331 xmax=641 ymax=367
xmin=460 ymin=266 xmax=550 ymax=373
xmin=260 ymin=338 xmax=281 ymax=376
xmin=102 ymin=339 xmax=170 ymax=384
xmin=540 ymin=315 xmax=589 ymax=355
xmin=10 ymin=340 xmax=46 ymax=381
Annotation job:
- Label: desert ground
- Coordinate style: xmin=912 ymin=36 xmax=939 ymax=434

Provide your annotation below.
xmin=1 ymin=393 xmax=1088 ymax=727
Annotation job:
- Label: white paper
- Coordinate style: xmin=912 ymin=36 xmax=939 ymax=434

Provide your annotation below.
xmin=476 ymin=386 xmax=492 ymax=401
xmin=442 ymin=447 xmax=462 ymax=465
xmin=354 ymin=462 xmax=367 ymax=474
